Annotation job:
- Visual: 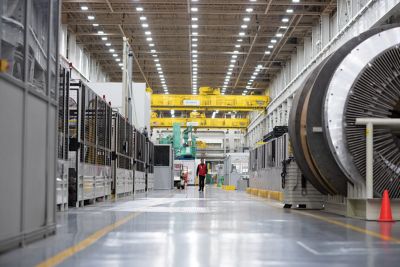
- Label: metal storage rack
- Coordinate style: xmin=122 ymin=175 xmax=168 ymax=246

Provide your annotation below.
xmin=57 ymin=66 xmax=70 ymax=210
xmin=0 ymin=0 xmax=59 ymax=252
xmin=112 ymin=112 xmax=134 ymax=198
xmin=134 ymin=130 xmax=146 ymax=192
xmin=146 ymin=140 xmax=155 ymax=191
xmin=68 ymin=81 xmax=112 ymax=207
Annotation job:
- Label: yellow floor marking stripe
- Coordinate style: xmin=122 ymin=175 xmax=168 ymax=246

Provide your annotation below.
xmin=36 ymin=213 xmax=139 ymax=267
xmin=293 ymin=210 xmax=400 ymax=243
xmin=250 ymin=194 xmax=400 ymax=243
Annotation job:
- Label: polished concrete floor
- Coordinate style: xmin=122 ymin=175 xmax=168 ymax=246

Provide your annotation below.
xmin=1 ymin=186 xmax=400 ymax=267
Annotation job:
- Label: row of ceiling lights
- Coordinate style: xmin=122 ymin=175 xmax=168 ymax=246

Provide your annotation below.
xmin=82 ymin=0 xmax=299 ymax=97
xmin=191 ymin=1 xmax=199 ymax=95
xmin=82 ymin=6 xmax=125 ymax=70
xmin=136 ymin=7 xmax=170 ymax=95
xmin=242 ymin=0 xmax=300 ymax=95
xmin=82 ymin=5 xmax=168 ymax=91
xmin=221 ymin=1 xmax=257 ymax=95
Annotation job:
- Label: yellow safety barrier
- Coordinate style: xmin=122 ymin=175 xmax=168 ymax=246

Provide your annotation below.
xmin=246 ymin=187 xmax=284 ymax=202
xmin=222 ymin=185 xmax=236 ymax=191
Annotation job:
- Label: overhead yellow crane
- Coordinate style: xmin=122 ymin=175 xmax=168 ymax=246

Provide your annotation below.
xmin=151 ymin=117 xmax=249 ymax=129
xmin=151 ymin=87 xmax=269 ymax=112
xmin=150 ymin=87 xmax=267 ymax=129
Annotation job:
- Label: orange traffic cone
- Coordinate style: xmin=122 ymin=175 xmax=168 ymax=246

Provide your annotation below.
xmin=378 ymin=190 xmax=394 ymax=222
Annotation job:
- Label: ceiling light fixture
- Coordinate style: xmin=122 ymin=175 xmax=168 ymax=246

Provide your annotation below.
xmin=191 ymin=7 xmax=198 ymax=12
xmin=105 ymin=43 xmax=111 ymax=46
xmin=93 ymin=24 xmax=99 ymax=27
xmin=286 ymin=9 xmax=294 ymax=13
xmin=192 ymin=17 xmax=198 ymax=21
xmin=88 ymin=15 xmax=95 ymax=20
xmin=282 ymin=18 xmax=289 ymax=23
xmin=192 ymin=24 xmax=198 ymax=28
xmin=271 ymin=39 xmax=277 ymax=43
xmin=265 ymin=51 xmax=271 ymax=55
xmin=142 ymin=23 xmax=149 ymax=28
xmin=101 ymin=37 xmax=107 ymax=40
xmin=239 ymin=32 xmax=245 ymax=36
xmin=192 ymin=38 xmax=198 ymax=42
xmin=140 ymin=16 xmax=147 ymax=21
xmin=276 ymin=33 xmax=283 ymax=37
xmin=237 ymin=39 xmax=243 ymax=42
xmin=81 ymin=6 xmax=88 ymax=11
xmin=241 ymin=25 xmax=248 ymax=29
xmin=243 ymin=17 xmax=250 ymax=22
xmin=246 ymin=8 xmax=253 ymax=13
xmin=109 ymin=49 xmax=115 ymax=52
xmin=146 ymin=37 xmax=153 ymax=41
xmin=97 ymin=31 xmax=104 ymax=35
xmin=145 ymin=31 xmax=151 ymax=35
xmin=113 ymin=54 xmax=118 ymax=57
xmin=136 ymin=7 xmax=144 ymax=11
xmin=268 ymin=45 xmax=273 ymax=48
xmin=149 ymin=43 xmax=155 ymax=47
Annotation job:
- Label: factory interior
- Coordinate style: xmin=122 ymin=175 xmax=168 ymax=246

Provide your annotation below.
xmin=1 ymin=0 xmax=400 ymax=266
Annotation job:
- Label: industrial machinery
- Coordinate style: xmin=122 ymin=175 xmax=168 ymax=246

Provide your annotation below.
xmin=57 ymin=66 xmax=70 ymax=210
xmin=146 ymin=139 xmax=155 ymax=191
xmin=134 ymin=129 xmax=147 ymax=192
xmin=68 ymin=81 xmax=113 ymax=207
xmin=289 ymin=25 xmax=400 ymax=199
xmin=223 ymin=153 xmax=249 ymax=189
xmin=112 ymin=111 xmax=134 ymax=198
xmin=161 ymin=123 xmax=197 ymax=159
xmin=249 ymin=133 xmax=324 ymax=208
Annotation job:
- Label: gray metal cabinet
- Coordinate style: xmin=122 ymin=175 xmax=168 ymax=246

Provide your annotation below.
xmin=0 ymin=0 xmax=60 ymax=252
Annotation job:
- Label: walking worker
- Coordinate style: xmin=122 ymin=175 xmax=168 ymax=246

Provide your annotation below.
xmin=196 ymin=159 xmax=208 ymax=191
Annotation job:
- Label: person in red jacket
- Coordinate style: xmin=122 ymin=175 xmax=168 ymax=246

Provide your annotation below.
xmin=196 ymin=159 xmax=208 ymax=192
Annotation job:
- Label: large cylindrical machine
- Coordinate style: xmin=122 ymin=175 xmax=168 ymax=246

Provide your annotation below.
xmin=289 ymin=25 xmax=400 ymax=197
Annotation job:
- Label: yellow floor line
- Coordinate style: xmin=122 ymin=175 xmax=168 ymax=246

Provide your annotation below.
xmin=293 ymin=210 xmax=400 ymax=243
xmin=250 ymin=194 xmax=400 ymax=243
xmin=36 ymin=212 xmax=139 ymax=267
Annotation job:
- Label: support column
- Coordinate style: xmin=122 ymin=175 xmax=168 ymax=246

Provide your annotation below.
xmin=366 ymin=122 xmax=373 ymax=199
